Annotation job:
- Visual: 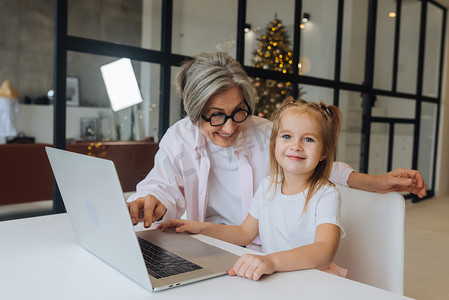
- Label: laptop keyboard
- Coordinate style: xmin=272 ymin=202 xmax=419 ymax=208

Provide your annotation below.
xmin=138 ymin=237 xmax=202 ymax=279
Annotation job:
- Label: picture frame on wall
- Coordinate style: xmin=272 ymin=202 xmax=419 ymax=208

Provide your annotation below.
xmin=66 ymin=76 xmax=80 ymax=106
xmin=80 ymin=117 xmax=98 ymax=140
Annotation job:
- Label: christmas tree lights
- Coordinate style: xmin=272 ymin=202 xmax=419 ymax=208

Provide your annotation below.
xmin=252 ymin=16 xmax=295 ymax=119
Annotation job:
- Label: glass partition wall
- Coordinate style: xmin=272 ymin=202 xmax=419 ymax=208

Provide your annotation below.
xmin=1 ymin=0 xmax=444 ymax=219
xmin=0 ymin=1 xmax=55 ymax=221
xmin=242 ymin=0 xmax=445 ymax=201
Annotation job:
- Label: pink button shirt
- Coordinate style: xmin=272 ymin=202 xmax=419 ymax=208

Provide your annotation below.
xmin=127 ymin=116 xmax=354 ymax=223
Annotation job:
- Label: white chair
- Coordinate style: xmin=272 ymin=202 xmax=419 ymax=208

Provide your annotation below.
xmin=334 ymin=185 xmax=405 ymax=295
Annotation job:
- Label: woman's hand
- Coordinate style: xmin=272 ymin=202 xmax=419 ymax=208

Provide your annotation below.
xmin=227 ymin=254 xmax=275 ymax=281
xmin=157 ymin=219 xmax=204 ymax=234
xmin=348 ymin=168 xmax=427 ymax=198
xmin=127 ymin=194 xmax=167 ymax=228
xmin=372 ymin=168 xmax=427 ymax=198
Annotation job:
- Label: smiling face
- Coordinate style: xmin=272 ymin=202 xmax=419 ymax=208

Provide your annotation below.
xmin=199 ymin=87 xmax=248 ymax=148
xmin=275 ymin=109 xmax=327 ymax=183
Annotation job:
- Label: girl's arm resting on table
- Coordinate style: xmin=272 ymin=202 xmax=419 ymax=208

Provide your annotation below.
xmin=347 ymin=168 xmax=427 ymax=198
xmin=229 ymin=223 xmax=340 ymax=281
xmin=159 ymin=214 xmax=259 ymax=247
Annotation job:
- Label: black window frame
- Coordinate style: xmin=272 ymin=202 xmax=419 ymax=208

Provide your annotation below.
xmin=53 ymin=0 xmax=446 ymax=211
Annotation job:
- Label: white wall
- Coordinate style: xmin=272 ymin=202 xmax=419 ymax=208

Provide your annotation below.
xmin=15 ymin=104 xmax=114 ymax=143
xmin=435 ymin=19 xmax=449 ymax=197
xmin=171 ymin=0 xmax=238 ymax=57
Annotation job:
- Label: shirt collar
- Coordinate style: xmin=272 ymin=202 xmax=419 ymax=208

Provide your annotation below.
xmin=194 ymin=123 xmax=208 ymax=156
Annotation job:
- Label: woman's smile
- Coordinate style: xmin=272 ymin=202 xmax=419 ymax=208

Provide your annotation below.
xmin=200 ymin=87 xmax=247 ymax=148
xmin=217 ymin=132 xmax=234 ymax=137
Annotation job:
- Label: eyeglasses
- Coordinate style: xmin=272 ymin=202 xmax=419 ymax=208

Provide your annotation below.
xmin=201 ymin=100 xmax=252 ymax=127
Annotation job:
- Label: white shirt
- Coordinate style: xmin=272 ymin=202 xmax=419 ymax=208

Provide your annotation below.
xmin=128 ymin=116 xmax=273 ymax=222
xmin=0 ymin=97 xmax=18 ymax=137
xmin=249 ymin=177 xmax=346 ymax=254
xmin=205 ymin=140 xmax=243 ymax=225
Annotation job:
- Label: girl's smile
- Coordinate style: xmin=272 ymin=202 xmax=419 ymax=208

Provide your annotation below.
xmin=285 ymin=154 xmax=305 ymax=160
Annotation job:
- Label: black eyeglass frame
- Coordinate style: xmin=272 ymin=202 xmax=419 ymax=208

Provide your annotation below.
xmin=201 ymin=99 xmax=253 ymax=127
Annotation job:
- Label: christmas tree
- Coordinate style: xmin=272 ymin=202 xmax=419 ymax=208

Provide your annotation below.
xmin=252 ymin=16 xmax=295 ymax=119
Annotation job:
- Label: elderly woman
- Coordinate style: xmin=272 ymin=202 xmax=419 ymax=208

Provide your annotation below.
xmin=127 ymin=52 xmax=426 ymax=229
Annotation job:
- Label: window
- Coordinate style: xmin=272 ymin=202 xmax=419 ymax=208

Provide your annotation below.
xmin=50 ymin=0 xmax=446 ymax=213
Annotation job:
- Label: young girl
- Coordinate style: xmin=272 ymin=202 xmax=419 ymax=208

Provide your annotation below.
xmin=159 ymin=98 xmax=347 ymax=280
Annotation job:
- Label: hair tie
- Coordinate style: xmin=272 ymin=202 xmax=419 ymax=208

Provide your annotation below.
xmin=318 ymin=103 xmax=328 ymax=110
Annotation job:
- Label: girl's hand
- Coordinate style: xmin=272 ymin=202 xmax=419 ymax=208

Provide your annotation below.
xmin=157 ymin=219 xmax=203 ymax=234
xmin=227 ymin=254 xmax=275 ymax=281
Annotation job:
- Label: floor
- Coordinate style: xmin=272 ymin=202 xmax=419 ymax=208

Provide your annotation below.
xmin=404 ymin=195 xmax=449 ymax=300
xmin=1 ymin=195 xmax=448 ymax=298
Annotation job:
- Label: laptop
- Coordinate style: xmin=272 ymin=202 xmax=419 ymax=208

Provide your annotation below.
xmin=45 ymin=147 xmax=239 ymax=291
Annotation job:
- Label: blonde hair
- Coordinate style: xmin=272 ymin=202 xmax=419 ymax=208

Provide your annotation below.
xmin=176 ymin=52 xmax=256 ymax=125
xmin=268 ymin=97 xmax=342 ymax=214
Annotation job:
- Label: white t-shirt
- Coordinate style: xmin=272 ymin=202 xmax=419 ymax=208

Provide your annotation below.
xmin=249 ymin=177 xmax=346 ymax=254
xmin=205 ymin=139 xmax=243 ymax=225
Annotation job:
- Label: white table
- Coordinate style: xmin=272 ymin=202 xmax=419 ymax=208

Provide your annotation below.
xmin=0 ymin=214 xmax=412 ymax=300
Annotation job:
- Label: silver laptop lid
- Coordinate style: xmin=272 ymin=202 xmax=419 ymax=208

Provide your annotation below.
xmin=45 ymin=147 xmax=152 ymax=290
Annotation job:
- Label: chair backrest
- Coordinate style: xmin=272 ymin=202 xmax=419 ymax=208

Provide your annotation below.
xmin=334 ymin=185 xmax=405 ymax=295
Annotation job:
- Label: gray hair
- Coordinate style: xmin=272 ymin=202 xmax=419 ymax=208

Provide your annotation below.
xmin=176 ymin=52 xmax=256 ymax=125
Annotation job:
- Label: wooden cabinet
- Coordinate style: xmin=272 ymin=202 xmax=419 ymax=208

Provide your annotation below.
xmin=67 ymin=141 xmax=158 ymax=193
xmin=0 ymin=141 xmax=158 ymax=206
